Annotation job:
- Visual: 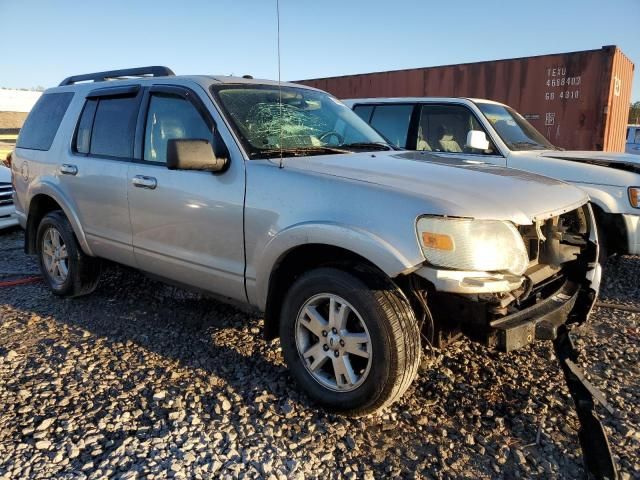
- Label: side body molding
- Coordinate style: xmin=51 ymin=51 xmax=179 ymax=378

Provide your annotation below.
xmin=249 ymin=221 xmax=423 ymax=310
xmin=25 ymin=180 xmax=94 ymax=256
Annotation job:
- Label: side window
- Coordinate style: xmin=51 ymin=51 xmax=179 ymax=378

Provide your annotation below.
xmin=144 ymin=94 xmax=213 ymax=163
xmin=90 ymin=96 xmax=140 ymax=158
xmin=635 ymin=128 xmax=640 ymax=144
xmin=353 ymin=105 xmax=374 ymax=123
xmin=369 ymin=105 xmax=413 ymax=148
xmin=74 ymin=99 xmax=98 ymax=154
xmin=17 ymin=92 xmax=74 ymax=151
xmin=418 ymin=104 xmax=496 ymax=155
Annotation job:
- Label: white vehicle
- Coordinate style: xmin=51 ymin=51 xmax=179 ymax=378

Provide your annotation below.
xmin=345 ymin=98 xmax=640 ymax=258
xmin=628 ymin=125 xmax=640 ymax=155
xmin=0 ymin=163 xmax=18 ymax=230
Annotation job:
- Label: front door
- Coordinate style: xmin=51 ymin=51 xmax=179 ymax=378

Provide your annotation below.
xmin=127 ymin=85 xmax=246 ymax=302
xmin=416 ymin=103 xmax=507 ymax=167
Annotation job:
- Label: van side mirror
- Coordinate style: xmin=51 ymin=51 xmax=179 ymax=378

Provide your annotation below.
xmin=166 ymin=138 xmax=229 ymax=172
xmin=466 ymin=130 xmax=490 ymax=151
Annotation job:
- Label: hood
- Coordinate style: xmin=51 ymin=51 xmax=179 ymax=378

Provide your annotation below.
xmin=0 ymin=165 xmax=11 ymax=183
xmin=282 ymin=151 xmax=588 ymax=225
xmin=540 ymin=151 xmax=640 ymax=174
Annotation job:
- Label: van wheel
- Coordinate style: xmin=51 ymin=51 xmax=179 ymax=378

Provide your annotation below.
xmin=36 ymin=211 xmax=101 ymax=297
xmin=279 ymin=267 xmax=421 ymax=416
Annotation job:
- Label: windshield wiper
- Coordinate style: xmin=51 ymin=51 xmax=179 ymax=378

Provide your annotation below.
xmin=250 ymin=146 xmax=352 ymax=159
xmin=510 ymin=141 xmax=546 ymax=150
xmin=339 ymin=142 xmax=393 ymax=151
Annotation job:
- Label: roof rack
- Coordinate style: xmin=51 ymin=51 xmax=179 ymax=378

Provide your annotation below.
xmin=59 ymin=66 xmax=175 ymax=86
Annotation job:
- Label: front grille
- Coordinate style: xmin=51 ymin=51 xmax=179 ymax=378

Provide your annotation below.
xmin=0 ymin=182 xmax=14 ymax=207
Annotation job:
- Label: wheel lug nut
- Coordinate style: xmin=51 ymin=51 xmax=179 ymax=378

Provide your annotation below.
xmin=323 ymin=345 xmax=329 ymax=351
xmin=340 ymin=340 xmax=345 ymax=347
xmin=322 ymin=331 xmax=327 ymax=337
xmin=334 ymin=351 xmax=339 ymax=357
xmin=332 ymin=328 xmax=337 ymax=334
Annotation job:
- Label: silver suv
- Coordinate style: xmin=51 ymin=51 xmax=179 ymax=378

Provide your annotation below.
xmin=12 ymin=66 xmax=601 ymax=416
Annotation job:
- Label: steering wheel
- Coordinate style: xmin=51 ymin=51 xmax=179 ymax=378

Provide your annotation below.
xmin=319 ymin=131 xmax=344 ymax=145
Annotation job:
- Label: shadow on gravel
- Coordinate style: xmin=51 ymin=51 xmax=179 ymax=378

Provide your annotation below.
xmin=1 ymin=261 xmax=298 ymax=410
xmin=600 ymin=255 xmax=640 ymax=303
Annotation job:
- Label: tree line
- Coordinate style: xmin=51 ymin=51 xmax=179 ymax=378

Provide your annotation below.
xmin=630 ymin=102 xmax=640 ymax=125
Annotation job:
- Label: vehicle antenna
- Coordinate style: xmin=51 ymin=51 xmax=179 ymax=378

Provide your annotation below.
xmin=276 ymin=0 xmax=284 ymax=169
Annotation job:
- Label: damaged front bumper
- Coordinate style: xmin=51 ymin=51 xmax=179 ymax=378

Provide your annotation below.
xmin=408 ymin=204 xmax=618 ymax=478
xmin=488 ymin=277 xmax=596 ymax=352
xmin=415 ymin=268 xmax=599 ymax=353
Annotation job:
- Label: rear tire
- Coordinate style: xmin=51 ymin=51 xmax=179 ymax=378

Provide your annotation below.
xmin=279 ymin=267 xmax=421 ymax=416
xmin=36 ymin=211 xmax=101 ymax=297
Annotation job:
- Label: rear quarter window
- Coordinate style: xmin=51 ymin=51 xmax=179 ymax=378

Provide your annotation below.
xmin=16 ymin=92 xmax=74 ymax=151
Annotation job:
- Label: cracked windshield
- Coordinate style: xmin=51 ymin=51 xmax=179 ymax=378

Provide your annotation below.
xmin=213 ymin=85 xmax=389 ymax=158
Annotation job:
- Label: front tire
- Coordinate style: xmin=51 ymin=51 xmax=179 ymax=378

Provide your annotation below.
xmin=279 ymin=267 xmax=421 ymax=416
xmin=36 ymin=211 xmax=101 ymax=297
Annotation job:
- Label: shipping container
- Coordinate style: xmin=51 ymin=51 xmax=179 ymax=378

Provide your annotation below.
xmin=298 ymin=46 xmax=634 ymax=152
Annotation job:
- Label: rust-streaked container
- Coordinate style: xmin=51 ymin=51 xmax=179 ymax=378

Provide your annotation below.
xmin=298 ymin=46 xmax=634 ymax=152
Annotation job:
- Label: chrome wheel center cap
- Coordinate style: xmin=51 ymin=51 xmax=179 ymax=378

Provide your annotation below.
xmin=327 ymin=332 xmax=341 ymax=351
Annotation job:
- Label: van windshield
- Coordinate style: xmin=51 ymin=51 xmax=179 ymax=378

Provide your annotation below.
xmin=476 ymin=102 xmax=556 ymax=151
xmin=211 ymin=84 xmax=390 ymax=159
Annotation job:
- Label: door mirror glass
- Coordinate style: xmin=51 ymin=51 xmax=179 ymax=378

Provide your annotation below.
xmin=466 ymin=130 xmax=490 ymax=151
xmin=166 ymin=139 xmax=228 ymax=172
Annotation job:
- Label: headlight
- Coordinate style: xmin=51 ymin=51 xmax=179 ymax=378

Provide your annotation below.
xmin=629 ymin=187 xmax=640 ymax=209
xmin=416 ymin=217 xmax=529 ymax=275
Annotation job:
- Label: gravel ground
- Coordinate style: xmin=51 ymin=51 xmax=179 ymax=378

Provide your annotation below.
xmin=0 ymin=227 xmax=638 ymax=479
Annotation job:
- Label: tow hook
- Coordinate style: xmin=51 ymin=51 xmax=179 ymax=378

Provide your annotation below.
xmin=553 ymin=326 xmax=618 ymax=479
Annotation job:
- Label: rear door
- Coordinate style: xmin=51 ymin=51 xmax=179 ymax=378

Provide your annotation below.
xmin=59 ymin=85 xmax=141 ymax=266
xmin=353 ymin=103 xmax=416 ymax=149
xmin=127 ymin=84 xmax=246 ymax=302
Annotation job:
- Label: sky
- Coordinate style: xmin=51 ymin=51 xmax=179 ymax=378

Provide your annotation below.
xmin=1 ymin=0 xmax=640 ymax=101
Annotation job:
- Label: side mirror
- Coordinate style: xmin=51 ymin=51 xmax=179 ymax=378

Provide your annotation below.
xmin=166 ymin=138 xmax=229 ymax=172
xmin=466 ymin=130 xmax=490 ymax=151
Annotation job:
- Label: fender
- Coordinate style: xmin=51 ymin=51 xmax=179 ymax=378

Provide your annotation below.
xmin=576 ymin=183 xmax=629 ymax=215
xmin=26 ymin=180 xmax=94 ymax=256
xmin=251 ymin=221 xmax=424 ymax=310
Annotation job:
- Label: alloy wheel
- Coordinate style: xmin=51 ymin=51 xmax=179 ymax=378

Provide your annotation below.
xmin=295 ymin=293 xmax=372 ymax=392
xmin=41 ymin=227 xmax=69 ymax=286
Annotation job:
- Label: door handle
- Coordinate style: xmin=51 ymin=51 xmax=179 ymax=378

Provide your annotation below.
xmin=132 ymin=175 xmax=157 ymax=190
xmin=59 ymin=164 xmax=78 ymax=175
